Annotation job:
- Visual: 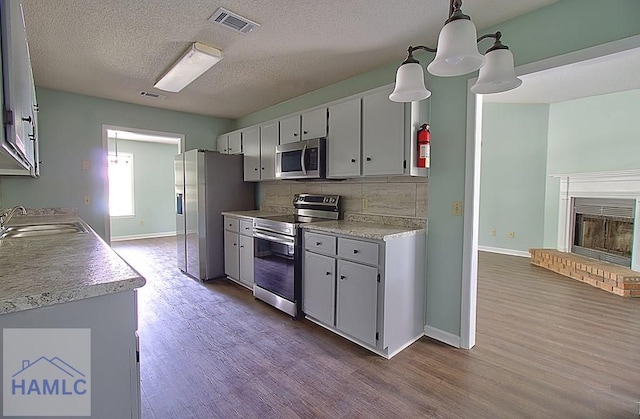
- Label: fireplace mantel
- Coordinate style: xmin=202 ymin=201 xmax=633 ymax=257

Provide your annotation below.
xmin=550 ymin=169 xmax=640 ymax=272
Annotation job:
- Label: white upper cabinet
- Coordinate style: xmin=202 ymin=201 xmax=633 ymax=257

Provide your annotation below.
xmin=0 ymin=0 xmax=39 ymax=176
xmin=228 ymin=131 xmax=242 ymax=154
xmin=327 ymin=98 xmax=361 ymax=178
xmin=301 ymin=108 xmax=327 ymax=140
xmin=362 ymin=87 xmax=405 ymax=176
xmin=216 ymin=135 xmax=228 ymax=154
xmin=242 ymin=126 xmax=260 ymax=181
xmin=279 ymin=115 xmax=301 ymax=145
xmin=260 ymin=122 xmax=278 ymax=180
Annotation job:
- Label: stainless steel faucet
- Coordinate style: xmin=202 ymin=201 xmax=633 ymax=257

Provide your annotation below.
xmin=0 ymin=206 xmax=27 ymax=230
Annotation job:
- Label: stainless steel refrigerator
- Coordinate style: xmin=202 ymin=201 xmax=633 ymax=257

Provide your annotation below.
xmin=175 ymin=149 xmax=255 ymax=280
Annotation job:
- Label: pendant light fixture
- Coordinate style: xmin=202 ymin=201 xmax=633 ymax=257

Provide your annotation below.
xmin=389 ymin=0 xmax=522 ymax=102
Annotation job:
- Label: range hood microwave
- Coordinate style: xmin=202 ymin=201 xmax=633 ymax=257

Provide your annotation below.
xmin=275 ymin=137 xmax=326 ymax=180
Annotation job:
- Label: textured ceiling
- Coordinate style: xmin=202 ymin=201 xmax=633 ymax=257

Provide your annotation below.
xmin=485 ymin=47 xmax=640 ymax=104
xmin=22 ymin=0 xmax=558 ymax=119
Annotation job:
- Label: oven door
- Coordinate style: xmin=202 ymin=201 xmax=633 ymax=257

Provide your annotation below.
xmin=253 ymin=230 xmax=296 ymax=302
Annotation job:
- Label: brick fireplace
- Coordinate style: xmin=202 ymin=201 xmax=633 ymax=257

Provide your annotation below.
xmin=533 ymin=170 xmax=640 ymax=296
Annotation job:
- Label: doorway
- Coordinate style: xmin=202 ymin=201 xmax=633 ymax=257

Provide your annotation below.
xmin=462 ymin=35 xmax=640 ymax=348
xmin=102 ymin=126 xmax=183 ymax=243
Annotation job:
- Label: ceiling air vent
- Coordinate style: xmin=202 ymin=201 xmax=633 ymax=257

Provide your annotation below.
xmin=139 ymin=91 xmax=166 ymax=99
xmin=209 ymin=8 xmax=260 ymax=34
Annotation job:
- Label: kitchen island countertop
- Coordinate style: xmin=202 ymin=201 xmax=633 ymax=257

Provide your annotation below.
xmin=0 ymin=215 xmax=145 ymax=315
xmin=301 ymin=220 xmax=425 ymax=241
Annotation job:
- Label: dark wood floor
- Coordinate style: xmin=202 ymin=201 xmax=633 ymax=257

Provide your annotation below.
xmin=112 ymin=237 xmax=640 ymax=418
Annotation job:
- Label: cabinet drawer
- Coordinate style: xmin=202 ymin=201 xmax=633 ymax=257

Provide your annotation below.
xmin=338 ymin=238 xmax=378 ymax=265
xmin=239 ymin=219 xmax=253 ymax=236
xmin=305 ymin=232 xmax=336 ymax=255
xmin=224 ymin=217 xmax=239 ymax=232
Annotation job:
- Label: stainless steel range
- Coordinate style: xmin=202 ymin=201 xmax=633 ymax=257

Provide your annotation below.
xmin=253 ymin=194 xmax=340 ymax=317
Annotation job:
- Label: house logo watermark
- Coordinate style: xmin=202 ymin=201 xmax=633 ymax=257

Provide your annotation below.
xmin=3 ymin=328 xmax=91 ymax=416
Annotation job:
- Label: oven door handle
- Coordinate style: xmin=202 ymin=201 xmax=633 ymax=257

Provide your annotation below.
xmin=300 ymin=143 xmax=307 ymax=175
xmin=254 ymin=231 xmax=294 ymax=246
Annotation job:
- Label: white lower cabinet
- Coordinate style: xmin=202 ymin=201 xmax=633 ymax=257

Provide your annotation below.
xmin=224 ymin=216 xmax=254 ymax=289
xmin=238 ymin=234 xmax=254 ymax=287
xmin=336 ymin=259 xmax=378 ymax=347
xmin=303 ymin=251 xmax=335 ymax=325
xmin=302 ymin=228 xmax=426 ymax=358
xmin=224 ymin=229 xmax=239 ymax=280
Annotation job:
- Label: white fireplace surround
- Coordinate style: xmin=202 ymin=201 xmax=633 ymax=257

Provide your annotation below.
xmin=552 ymin=169 xmax=640 ymax=272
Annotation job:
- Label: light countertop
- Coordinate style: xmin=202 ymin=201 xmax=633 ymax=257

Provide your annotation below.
xmin=302 ymin=220 xmax=425 ymax=241
xmin=0 ymin=215 xmax=146 ymax=315
xmin=221 ymin=210 xmax=282 ymax=219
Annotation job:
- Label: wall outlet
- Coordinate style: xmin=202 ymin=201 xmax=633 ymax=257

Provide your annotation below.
xmin=83 ymin=195 xmax=91 ymax=205
xmin=490 ymin=229 xmax=496 ymax=236
xmin=81 ymin=160 xmax=90 ymax=171
xmin=508 ymin=231 xmax=515 ymax=238
xmin=139 ymin=220 xmax=144 ymax=226
xmin=362 ymin=198 xmax=368 ymax=210
xmin=452 ymin=201 xmax=462 ymax=216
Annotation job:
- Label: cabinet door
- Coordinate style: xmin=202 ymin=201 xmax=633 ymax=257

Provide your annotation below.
xmin=260 ymin=122 xmax=278 ymax=180
xmin=239 ymin=234 xmax=254 ymax=287
xmin=302 ymin=108 xmax=327 ymax=140
xmin=279 ymin=115 xmax=301 ymax=144
xmin=242 ymin=127 xmax=260 ymax=181
xmin=328 ymin=99 xmax=361 ymax=178
xmin=336 ymin=260 xmax=378 ymax=347
xmin=362 ymin=88 xmax=405 ymax=176
xmin=228 ymin=131 xmax=242 ymax=154
xmin=0 ymin=0 xmax=32 ymax=172
xmin=216 ymin=135 xmax=229 ymax=154
xmin=303 ymin=251 xmax=336 ymax=325
xmin=224 ymin=230 xmax=240 ymax=280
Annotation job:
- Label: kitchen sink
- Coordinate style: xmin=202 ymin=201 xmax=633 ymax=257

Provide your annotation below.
xmin=0 ymin=222 xmax=87 ymax=239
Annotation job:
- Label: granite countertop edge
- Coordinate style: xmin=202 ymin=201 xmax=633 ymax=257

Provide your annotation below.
xmin=221 ymin=210 xmax=282 ymax=219
xmin=0 ymin=214 xmax=146 ymax=315
xmin=301 ymin=221 xmax=426 ymax=241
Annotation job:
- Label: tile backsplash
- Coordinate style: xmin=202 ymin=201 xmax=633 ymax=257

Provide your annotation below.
xmin=259 ymin=176 xmax=428 ymax=228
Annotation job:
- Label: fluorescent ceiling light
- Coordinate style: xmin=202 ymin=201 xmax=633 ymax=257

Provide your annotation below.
xmin=154 ymin=42 xmax=223 ymax=93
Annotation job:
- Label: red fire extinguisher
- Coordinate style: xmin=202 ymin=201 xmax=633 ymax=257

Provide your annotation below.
xmin=417 ymin=123 xmax=430 ymax=168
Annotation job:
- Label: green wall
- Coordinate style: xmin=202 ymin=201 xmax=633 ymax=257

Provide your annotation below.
xmin=479 ymin=103 xmax=549 ymax=253
xmin=543 ymin=88 xmax=640 ymax=246
xmin=107 ymin=139 xmax=178 ymax=239
xmin=0 ymin=88 xmax=233 ymax=239
xmin=236 ymin=0 xmax=640 ymax=338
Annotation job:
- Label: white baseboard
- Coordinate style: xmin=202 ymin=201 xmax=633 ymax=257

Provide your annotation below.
xmin=111 ymin=231 xmax=176 ymax=242
xmin=424 ymin=325 xmax=461 ymax=348
xmin=478 ymin=246 xmax=530 ymax=258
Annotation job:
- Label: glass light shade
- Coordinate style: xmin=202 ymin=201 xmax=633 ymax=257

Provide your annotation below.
xmin=470 ymin=48 xmax=522 ymax=94
xmin=427 ymin=19 xmax=484 ymax=77
xmin=389 ymin=62 xmax=431 ymax=102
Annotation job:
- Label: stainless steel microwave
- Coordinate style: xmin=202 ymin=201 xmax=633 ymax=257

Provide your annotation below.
xmin=275 ymin=137 xmax=326 ymax=179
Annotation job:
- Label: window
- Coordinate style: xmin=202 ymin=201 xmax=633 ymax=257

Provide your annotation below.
xmin=108 ymin=153 xmax=134 ymax=217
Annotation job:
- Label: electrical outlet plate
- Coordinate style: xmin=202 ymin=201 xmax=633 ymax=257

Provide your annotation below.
xmin=452 ymin=201 xmax=462 ymax=216
xmin=362 ymin=198 xmax=368 ymax=210
xmin=508 ymin=231 xmax=515 ymax=238
xmin=490 ymin=229 xmax=496 ymax=236
xmin=83 ymin=195 xmax=91 ymax=205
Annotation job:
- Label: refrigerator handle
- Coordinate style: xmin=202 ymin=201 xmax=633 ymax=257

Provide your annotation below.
xmin=176 ymin=193 xmax=183 ymax=215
